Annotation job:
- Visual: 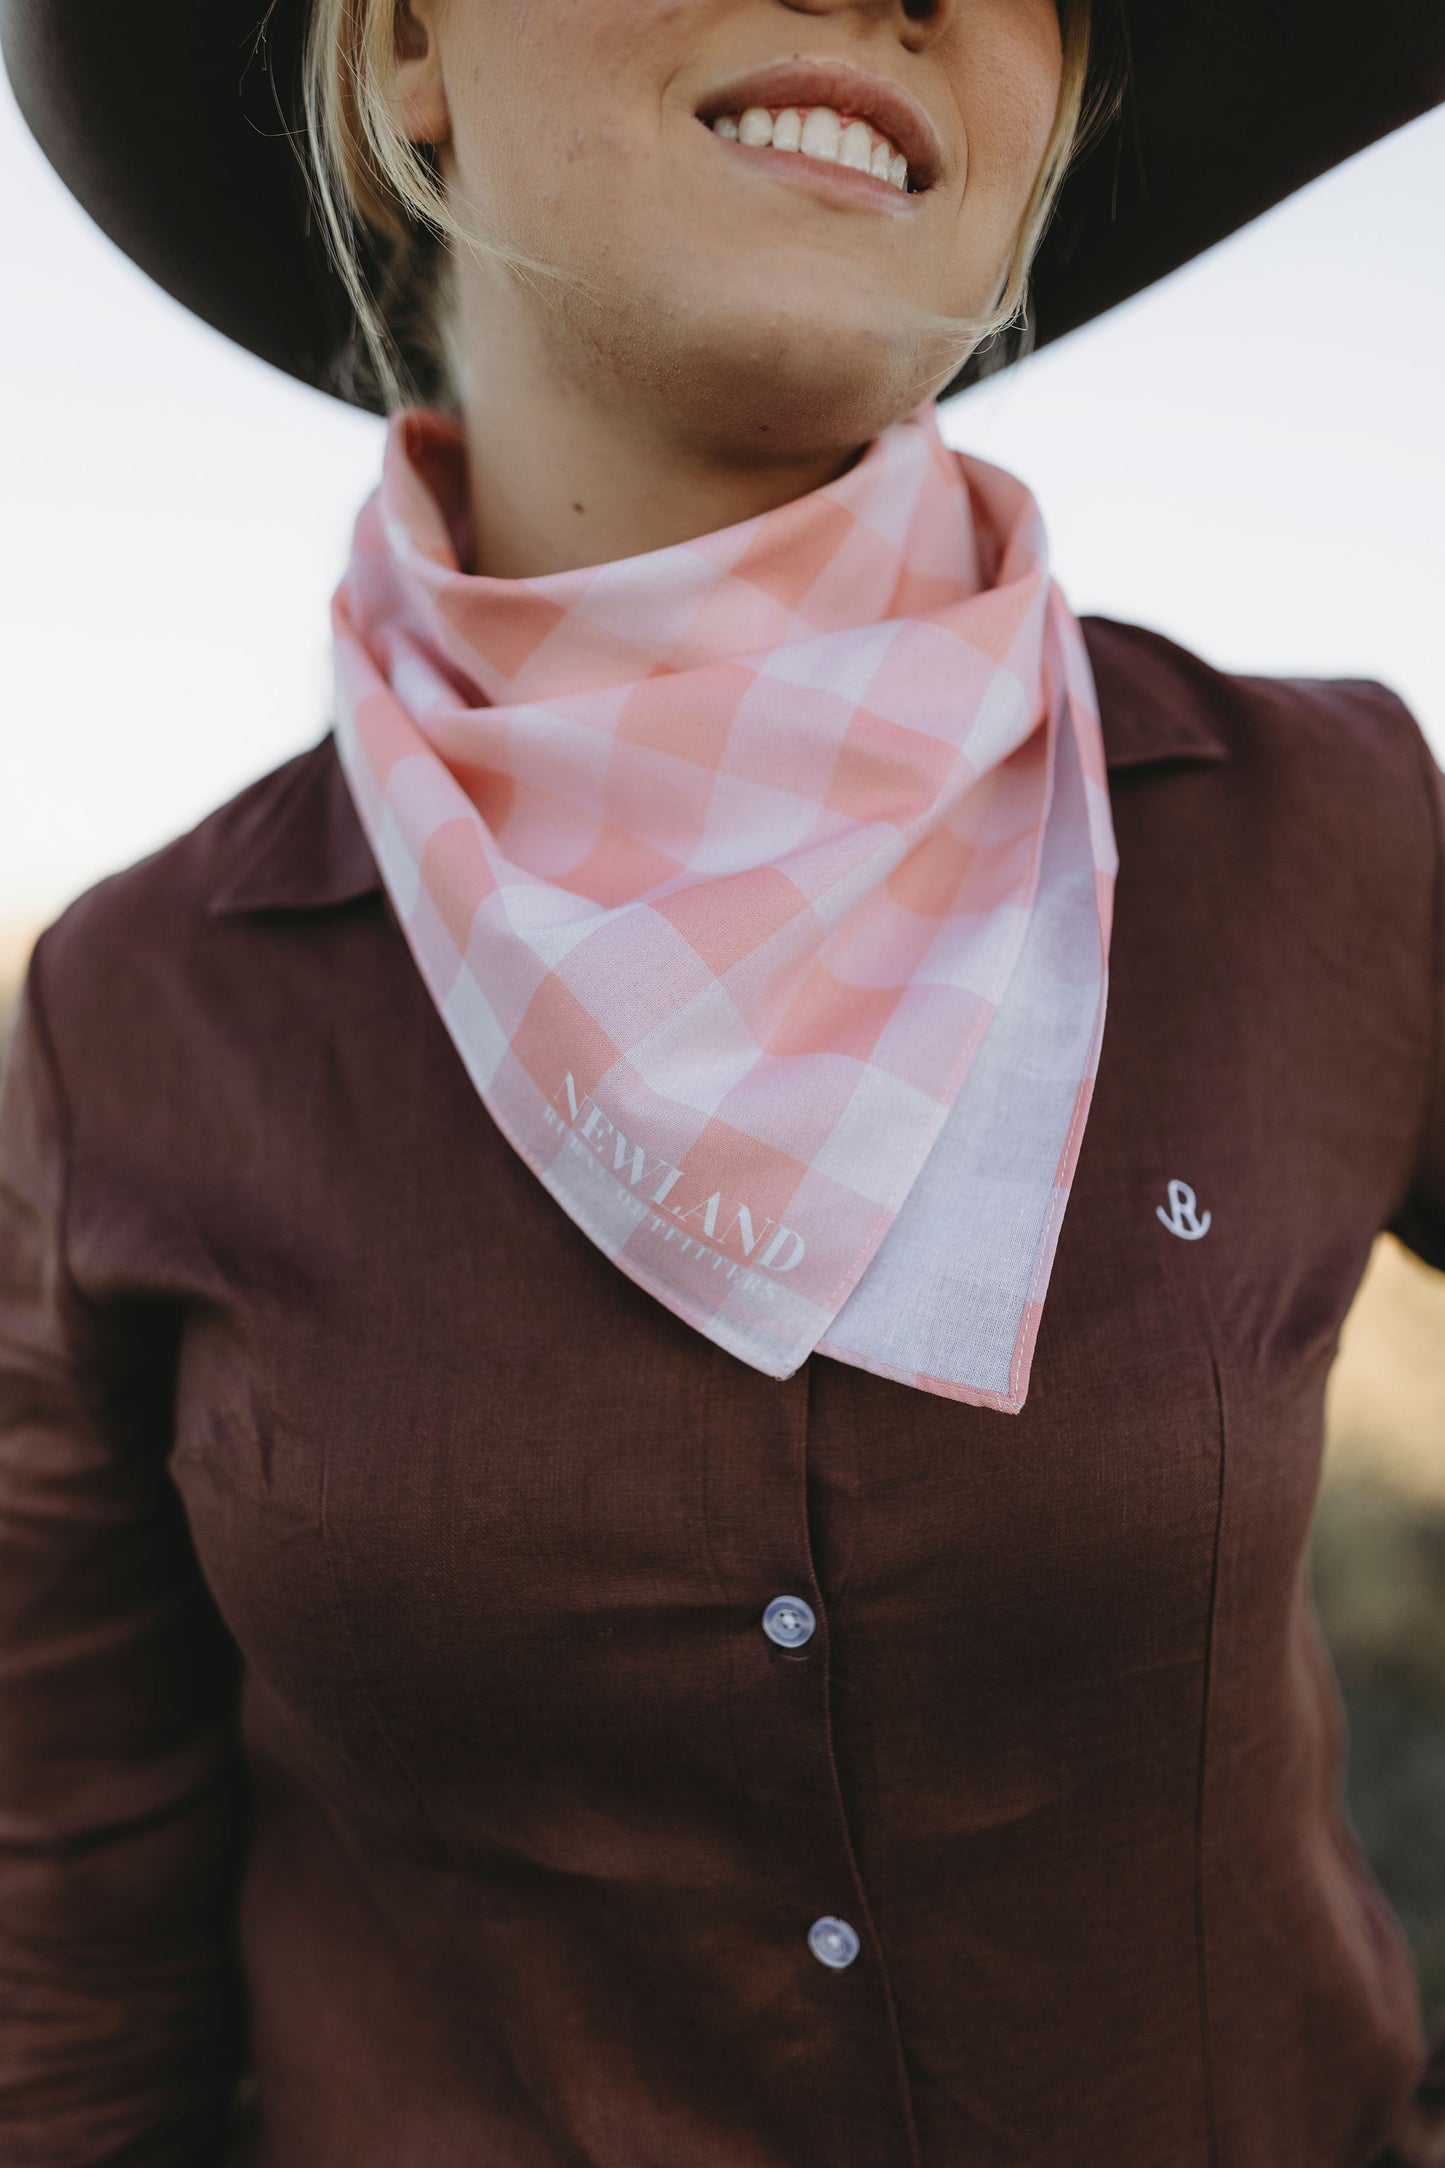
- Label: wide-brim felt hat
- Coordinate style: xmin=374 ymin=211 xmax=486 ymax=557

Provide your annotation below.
xmin=4 ymin=0 xmax=1443 ymax=414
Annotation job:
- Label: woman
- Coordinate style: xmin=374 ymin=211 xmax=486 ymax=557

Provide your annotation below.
xmin=1 ymin=0 xmax=1443 ymax=2162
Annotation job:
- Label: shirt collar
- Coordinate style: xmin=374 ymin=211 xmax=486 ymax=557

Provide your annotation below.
xmin=206 ymin=612 xmax=1230 ymax=918
xmin=205 ymin=729 xmax=383 ymax=917
xmin=1084 ymin=613 xmax=1235 ymax=772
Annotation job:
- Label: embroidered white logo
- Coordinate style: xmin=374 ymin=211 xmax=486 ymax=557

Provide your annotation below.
xmin=1156 ymin=1178 xmax=1211 ymax=1241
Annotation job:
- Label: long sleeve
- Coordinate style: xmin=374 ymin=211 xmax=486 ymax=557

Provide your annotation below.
xmin=1378 ymin=728 xmax=1445 ymax=2159
xmin=0 ymin=941 xmax=251 ymax=2166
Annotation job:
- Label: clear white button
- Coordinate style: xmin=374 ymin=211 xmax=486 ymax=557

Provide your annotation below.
xmin=808 ymin=1915 xmax=860 ymax=1969
xmin=762 ymin=1595 xmax=816 ymax=1649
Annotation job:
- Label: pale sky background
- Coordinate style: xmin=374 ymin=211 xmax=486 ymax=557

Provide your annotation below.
xmin=2 ymin=74 xmax=1443 ymax=942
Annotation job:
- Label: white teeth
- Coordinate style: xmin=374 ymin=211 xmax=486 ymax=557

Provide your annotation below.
xmin=708 ymin=102 xmax=914 ymax=191
xmin=839 ymin=119 xmax=873 ymax=172
xmin=798 ymin=106 xmax=841 ymax=162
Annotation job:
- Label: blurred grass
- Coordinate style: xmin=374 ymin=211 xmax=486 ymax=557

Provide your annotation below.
xmin=0 ymin=927 xmax=1442 ymax=2036
xmin=1318 ymin=1235 xmax=1445 ymax=2036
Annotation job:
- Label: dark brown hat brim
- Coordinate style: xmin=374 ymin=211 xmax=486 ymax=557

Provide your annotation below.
xmin=3 ymin=0 xmax=1442 ymax=414
xmin=955 ymin=0 xmax=1445 ymax=397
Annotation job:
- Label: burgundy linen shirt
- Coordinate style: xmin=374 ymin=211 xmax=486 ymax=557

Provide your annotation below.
xmin=1 ymin=614 xmax=1444 ymax=2168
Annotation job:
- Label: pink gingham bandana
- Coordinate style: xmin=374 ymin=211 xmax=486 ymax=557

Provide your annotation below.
xmin=329 ymin=399 xmax=1117 ymax=1412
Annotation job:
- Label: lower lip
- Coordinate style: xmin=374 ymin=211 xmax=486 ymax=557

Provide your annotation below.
xmin=697 ymin=121 xmax=925 ymax=217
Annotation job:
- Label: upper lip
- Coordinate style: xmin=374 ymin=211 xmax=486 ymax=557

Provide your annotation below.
xmin=695 ymin=56 xmax=945 ymax=191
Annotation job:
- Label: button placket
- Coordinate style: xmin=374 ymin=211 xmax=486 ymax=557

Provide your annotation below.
xmin=699 ymin=1375 xmax=919 ymax=2163
xmin=759 ymin=1598 xmax=863 ymax=1971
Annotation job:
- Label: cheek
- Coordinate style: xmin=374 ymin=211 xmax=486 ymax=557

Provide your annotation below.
xmin=960 ymin=0 xmax=1065 ymax=215
xmin=442 ymin=0 xmax=680 ymax=237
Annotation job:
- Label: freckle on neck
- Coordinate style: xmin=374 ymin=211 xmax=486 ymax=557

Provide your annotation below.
xmin=571 ymin=501 xmax=585 ymax=514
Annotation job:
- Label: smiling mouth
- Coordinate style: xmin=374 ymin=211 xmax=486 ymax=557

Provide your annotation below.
xmin=703 ymin=103 xmax=920 ymax=194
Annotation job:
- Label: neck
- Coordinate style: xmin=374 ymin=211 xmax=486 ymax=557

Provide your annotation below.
xmin=449 ymin=293 xmax=872 ymax=580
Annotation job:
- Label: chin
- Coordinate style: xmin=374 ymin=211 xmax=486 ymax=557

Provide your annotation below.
xmin=669 ymin=312 xmax=947 ymax=452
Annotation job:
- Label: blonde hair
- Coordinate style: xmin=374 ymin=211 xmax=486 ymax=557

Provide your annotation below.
xmin=288 ymin=0 xmax=1115 ymax=415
